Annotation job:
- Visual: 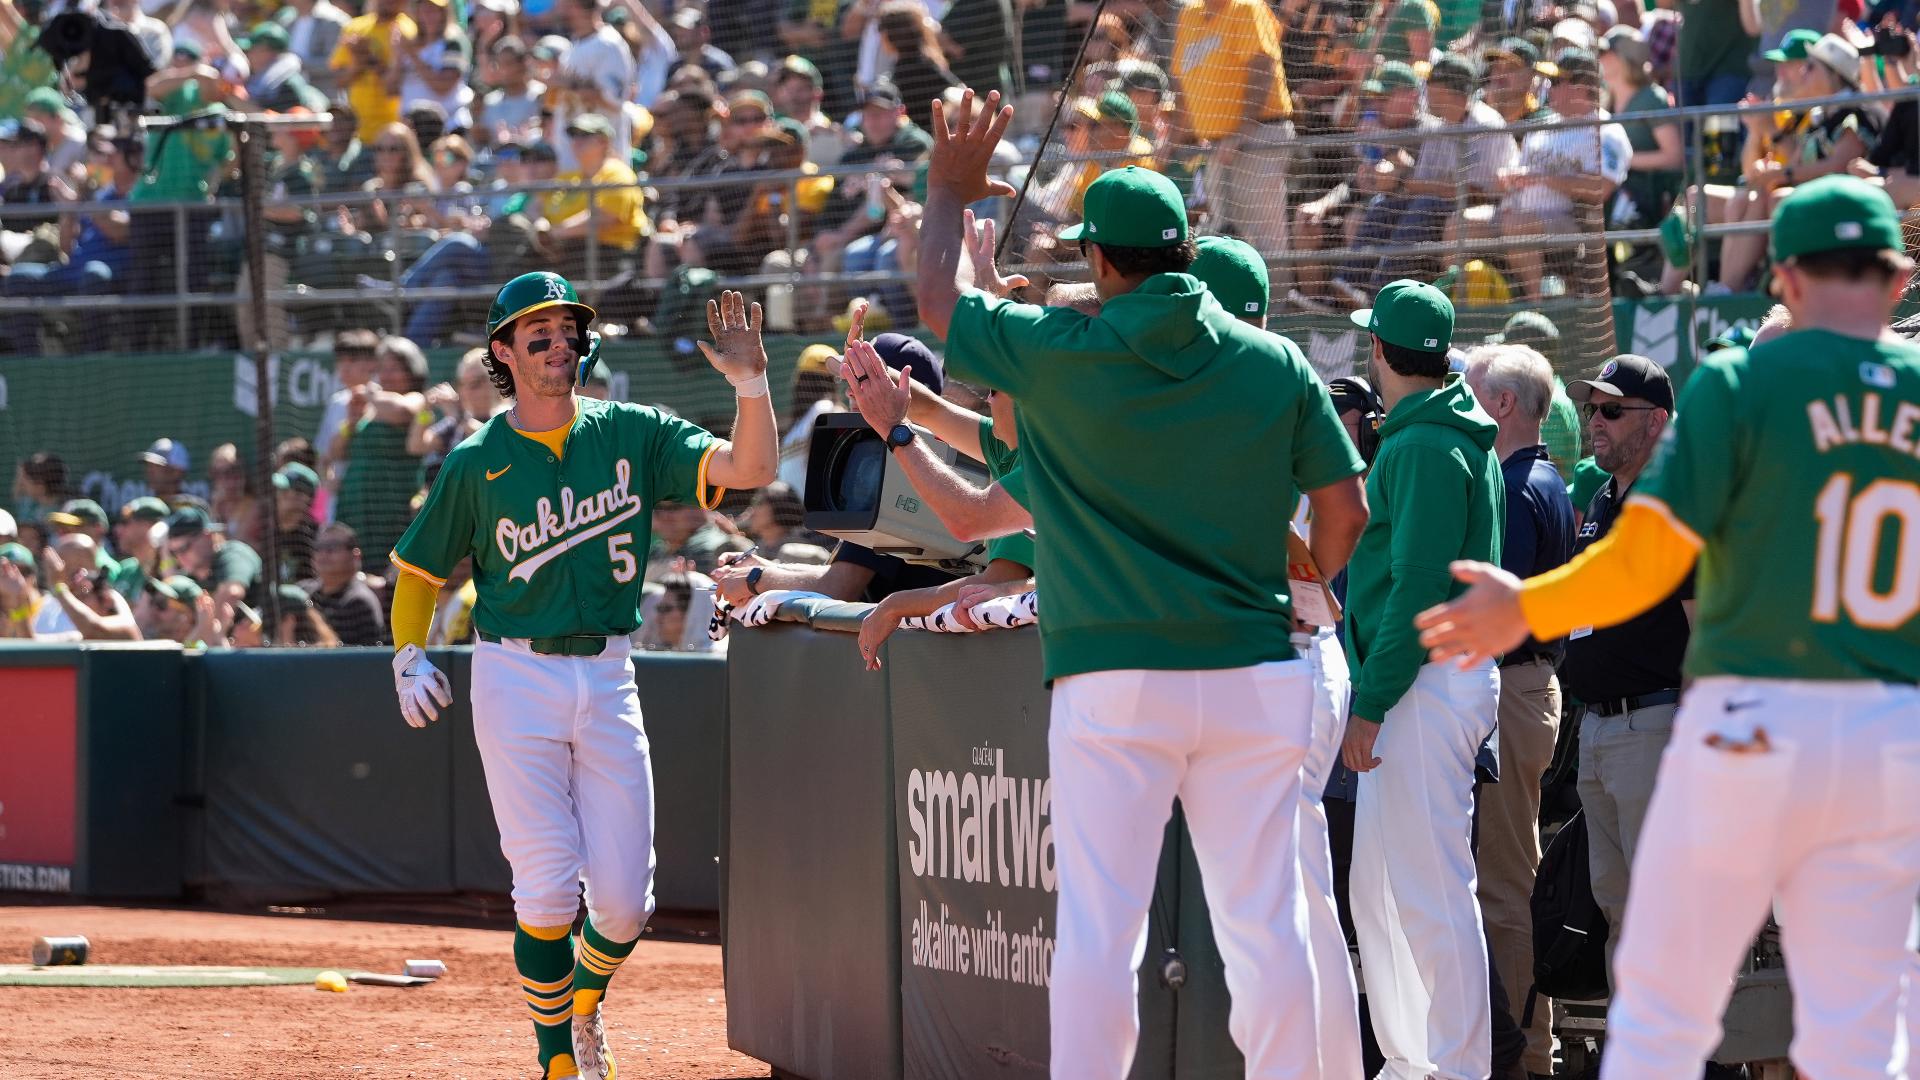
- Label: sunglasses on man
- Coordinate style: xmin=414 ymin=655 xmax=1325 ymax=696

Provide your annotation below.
xmin=1583 ymin=402 xmax=1660 ymax=421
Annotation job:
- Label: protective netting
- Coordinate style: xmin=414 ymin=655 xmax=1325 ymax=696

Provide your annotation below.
xmin=996 ymin=1 xmax=1627 ymax=390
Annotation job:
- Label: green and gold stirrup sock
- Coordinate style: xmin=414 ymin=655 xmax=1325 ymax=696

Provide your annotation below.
xmin=571 ymin=919 xmax=640 ymax=1017
xmin=516 ymin=921 xmax=578 ymax=1078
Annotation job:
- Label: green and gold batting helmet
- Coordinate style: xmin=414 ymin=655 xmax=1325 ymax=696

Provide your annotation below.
xmin=487 ymin=271 xmax=597 ymax=342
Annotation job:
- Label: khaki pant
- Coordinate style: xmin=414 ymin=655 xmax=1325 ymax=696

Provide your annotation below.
xmin=1210 ymin=119 xmax=1293 ymax=268
xmin=1477 ymin=657 xmax=1560 ymax=1074
xmin=1575 ymin=700 xmax=1677 ymax=958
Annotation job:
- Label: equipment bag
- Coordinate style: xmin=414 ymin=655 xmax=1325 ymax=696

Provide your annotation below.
xmin=1525 ymin=808 xmax=1611 ymax=1025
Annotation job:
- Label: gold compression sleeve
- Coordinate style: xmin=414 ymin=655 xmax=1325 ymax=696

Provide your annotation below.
xmin=390 ymin=569 xmax=440 ymax=651
xmin=1518 ymin=501 xmax=1700 ymax=641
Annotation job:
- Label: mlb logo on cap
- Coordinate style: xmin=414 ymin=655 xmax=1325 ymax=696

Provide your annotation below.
xmin=1836 ymin=222 xmax=1863 ymax=240
xmin=1162 ymin=228 xmax=1178 ymax=240
xmin=1424 ymin=337 xmax=1439 ymax=348
xmin=1245 ymin=301 xmax=1261 ymax=313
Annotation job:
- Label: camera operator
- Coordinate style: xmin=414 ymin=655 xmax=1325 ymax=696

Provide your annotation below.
xmin=851 ymin=210 xmax=1037 ymax=665
xmin=711 ymin=314 xmax=963 ymax=607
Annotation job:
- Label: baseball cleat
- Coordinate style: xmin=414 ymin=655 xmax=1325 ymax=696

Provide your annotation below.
xmin=572 ymin=1007 xmax=615 ymax=1080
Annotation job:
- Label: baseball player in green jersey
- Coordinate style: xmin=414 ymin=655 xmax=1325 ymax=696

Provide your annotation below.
xmin=1418 ymin=175 xmax=1920 ymax=1079
xmin=385 ymin=272 xmax=778 ymax=1080
xmin=911 ymin=89 xmax=1371 ymax=1078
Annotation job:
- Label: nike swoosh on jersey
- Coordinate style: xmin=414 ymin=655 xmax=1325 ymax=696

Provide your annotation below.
xmin=1724 ymin=699 xmax=1763 ymax=712
xmin=487 ymin=466 xmax=512 ymax=481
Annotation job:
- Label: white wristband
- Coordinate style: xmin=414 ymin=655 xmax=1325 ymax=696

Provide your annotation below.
xmin=730 ymin=372 xmax=770 ymax=398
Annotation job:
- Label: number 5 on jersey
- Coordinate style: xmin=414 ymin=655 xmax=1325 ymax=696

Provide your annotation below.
xmin=1813 ymin=474 xmax=1920 ymax=628
xmin=609 ymin=533 xmax=636 ymax=583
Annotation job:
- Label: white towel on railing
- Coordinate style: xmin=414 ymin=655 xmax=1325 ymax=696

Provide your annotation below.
xmin=898 ymin=591 xmax=1038 ymax=633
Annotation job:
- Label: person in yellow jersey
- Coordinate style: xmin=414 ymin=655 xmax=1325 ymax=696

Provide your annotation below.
xmin=1417 ymin=175 xmax=1920 ymax=1080
xmin=1170 ymin=0 xmax=1293 ymax=271
xmin=542 ymin=113 xmax=646 ymax=280
xmin=329 ymin=0 xmax=415 ymax=144
xmin=386 ymin=273 xmax=778 ymax=1079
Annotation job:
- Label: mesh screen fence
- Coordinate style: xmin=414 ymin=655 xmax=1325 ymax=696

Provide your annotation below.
xmin=7 ymin=0 xmax=1920 ymax=646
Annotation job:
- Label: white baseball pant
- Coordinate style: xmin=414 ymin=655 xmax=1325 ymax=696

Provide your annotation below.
xmin=470 ymin=635 xmax=658 ymax=941
xmin=1048 ymin=661 xmax=1320 ymax=1080
xmin=1602 ymin=677 xmax=1920 ymax=1080
xmin=1299 ymin=629 xmax=1365 ymax=1080
xmin=1351 ymin=659 xmax=1500 ymax=1080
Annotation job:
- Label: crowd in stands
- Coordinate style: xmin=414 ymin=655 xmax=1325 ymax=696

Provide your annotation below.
xmin=3 ymin=0 xmax=1919 ymax=356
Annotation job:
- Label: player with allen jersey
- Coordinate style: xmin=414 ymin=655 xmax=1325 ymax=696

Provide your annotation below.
xmin=1417 ymin=176 xmax=1920 ymax=1079
xmin=385 ymin=272 xmax=778 ymax=1080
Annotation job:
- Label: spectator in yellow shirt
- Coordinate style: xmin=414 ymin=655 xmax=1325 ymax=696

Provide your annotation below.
xmin=543 ymin=112 xmax=646 ymax=278
xmin=329 ymin=0 xmax=416 ymax=144
xmin=1171 ymin=0 xmax=1293 ymax=276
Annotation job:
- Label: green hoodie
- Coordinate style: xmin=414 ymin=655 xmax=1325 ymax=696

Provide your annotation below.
xmin=944 ymin=274 xmax=1365 ymax=681
xmin=1345 ymin=373 xmax=1504 ymax=723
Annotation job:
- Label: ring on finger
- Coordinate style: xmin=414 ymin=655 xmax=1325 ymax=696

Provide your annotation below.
xmin=856 ymin=374 xmax=870 ymax=383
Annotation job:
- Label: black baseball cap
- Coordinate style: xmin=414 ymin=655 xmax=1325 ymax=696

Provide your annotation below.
xmin=872 ymin=332 xmax=944 ymax=395
xmin=1567 ymin=354 xmax=1674 ymax=411
xmin=862 ymin=79 xmax=904 ymax=109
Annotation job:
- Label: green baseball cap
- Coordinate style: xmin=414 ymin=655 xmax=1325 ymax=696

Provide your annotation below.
xmin=1770 ymin=174 xmax=1904 ymax=262
xmin=1763 ymin=27 xmax=1821 ymax=62
xmin=1350 ymin=278 xmax=1455 ymax=352
xmin=24 ymin=86 xmax=74 ymax=120
xmin=273 ymin=462 xmax=320 ymax=493
xmin=241 ymin=22 xmax=289 ymax=51
xmin=119 ymin=496 xmax=171 ymax=522
xmin=1363 ymin=60 xmax=1421 ymax=94
xmin=161 ymin=574 xmax=204 ymax=605
xmin=163 ymin=505 xmax=213 ymax=538
xmin=0 ymin=542 xmax=35 ymax=572
xmin=1190 ymin=236 xmax=1270 ymax=319
xmin=1057 ymin=166 xmax=1188 ymax=248
xmin=48 ymin=498 xmax=108 ymax=528
xmin=780 ymin=54 xmax=824 ymax=90
xmin=1487 ymin=310 xmax=1561 ymax=359
xmin=1095 ymin=90 xmax=1138 ymax=133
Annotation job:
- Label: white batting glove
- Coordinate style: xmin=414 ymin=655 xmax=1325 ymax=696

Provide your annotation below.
xmin=392 ymin=644 xmax=453 ymax=728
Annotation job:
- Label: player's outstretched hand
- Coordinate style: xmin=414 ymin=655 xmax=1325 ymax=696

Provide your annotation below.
xmin=1414 ymin=561 xmax=1530 ymax=668
xmin=927 ymin=89 xmax=1018 ymax=204
xmin=963 ymin=208 xmax=1029 ymax=299
xmin=698 ymin=290 xmax=768 ymax=383
xmin=392 ymin=643 xmax=454 ymax=728
xmin=843 ymin=337 xmax=911 ymax=436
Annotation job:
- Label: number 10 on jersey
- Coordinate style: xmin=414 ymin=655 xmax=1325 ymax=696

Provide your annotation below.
xmin=1812 ymin=473 xmax=1920 ymax=628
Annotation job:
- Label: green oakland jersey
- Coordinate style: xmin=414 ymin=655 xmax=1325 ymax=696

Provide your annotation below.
xmin=976 ymin=416 xmax=1035 ymax=572
xmin=391 ymin=399 xmax=719 ymax=638
xmin=1633 ymin=329 xmax=1920 ymax=683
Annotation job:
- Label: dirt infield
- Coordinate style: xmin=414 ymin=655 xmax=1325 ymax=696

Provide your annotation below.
xmin=0 ymin=905 xmax=771 ymax=1080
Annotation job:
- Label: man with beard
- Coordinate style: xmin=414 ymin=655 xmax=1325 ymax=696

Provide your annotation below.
xmin=1555 ymin=353 xmax=1691 ymax=964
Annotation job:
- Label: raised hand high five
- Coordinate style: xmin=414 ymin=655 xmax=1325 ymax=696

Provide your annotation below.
xmin=927 ymin=89 xmax=1018 ymax=205
xmin=964 ymin=208 xmax=1029 ymax=299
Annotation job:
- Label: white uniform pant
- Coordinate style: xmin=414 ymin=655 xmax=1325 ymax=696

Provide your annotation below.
xmin=1300 ymin=629 xmax=1365 ymax=1080
xmin=1602 ymin=677 xmax=1920 ymax=1080
xmin=1352 ymin=660 xmax=1499 ymax=1080
xmin=1049 ymin=661 xmax=1319 ymax=1080
xmin=471 ymin=635 xmax=658 ymax=941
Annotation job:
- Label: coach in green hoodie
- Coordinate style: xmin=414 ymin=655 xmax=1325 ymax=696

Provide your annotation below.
xmin=1342 ymin=278 xmax=1505 ymax=1080
xmin=894 ymin=92 xmax=1370 ymax=1079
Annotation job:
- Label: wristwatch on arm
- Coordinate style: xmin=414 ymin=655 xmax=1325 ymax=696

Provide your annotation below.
xmin=887 ymin=424 xmax=916 ymax=451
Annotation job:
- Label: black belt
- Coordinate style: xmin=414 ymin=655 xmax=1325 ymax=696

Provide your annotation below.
xmin=1582 ymin=688 xmax=1682 ymax=718
xmin=477 ymin=631 xmax=608 ymax=657
xmin=1500 ymin=652 xmax=1557 ymax=668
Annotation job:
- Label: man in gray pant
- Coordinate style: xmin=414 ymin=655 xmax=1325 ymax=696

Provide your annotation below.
xmin=1558 ymin=354 xmax=1693 ymax=951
